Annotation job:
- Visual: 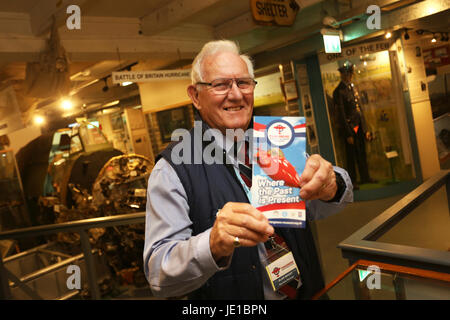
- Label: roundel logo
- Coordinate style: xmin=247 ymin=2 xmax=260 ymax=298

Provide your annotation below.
xmin=272 ymin=267 xmax=281 ymax=277
xmin=266 ymin=120 xmax=294 ymax=147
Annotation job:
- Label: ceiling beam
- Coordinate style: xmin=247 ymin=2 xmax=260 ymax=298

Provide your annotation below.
xmin=140 ymin=0 xmax=223 ymax=36
xmin=230 ymin=0 xmax=426 ymax=56
xmin=342 ymin=0 xmax=450 ymax=42
xmin=0 ymin=37 xmax=206 ymax=62
xmin=214 ymin=11 xmax=260 ymax=39
xmin=29 ymin=0 xmax=90 ymax=36
xmin=252 ymin=0 xmax=449 ymax=68
xmin=0 ymin=16 xmax=213 ymax=63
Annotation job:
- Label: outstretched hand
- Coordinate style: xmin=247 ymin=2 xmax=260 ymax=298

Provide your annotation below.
xmin=299 ymin=154 xmax=337 ymax=201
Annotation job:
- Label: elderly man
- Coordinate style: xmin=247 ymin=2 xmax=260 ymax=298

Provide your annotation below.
xmin=143 ymin=40 xmax=353 ymax=300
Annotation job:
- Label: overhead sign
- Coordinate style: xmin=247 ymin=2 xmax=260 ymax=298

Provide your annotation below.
xmin=318 ymin=40 xmax=392 ymax=64
xmin=250 ymin=0 xmax=300 ymax=26
xmin=112 ymin=70 xmax=191 ymax=84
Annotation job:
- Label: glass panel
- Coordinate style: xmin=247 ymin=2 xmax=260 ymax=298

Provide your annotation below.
xmin=156 ymin=106 xmax=192 ymax=144
xmin=79 ymin=122 xmax=108 ymax=146
xmin=376 ymin=184 xmax=450 ymax=251
xmin=320 ymin=50 xmax=416 ymax=190
xmin=320 ymin=265 xmax=450 ymax=300
xmin=70 ymin=135 xmax=83 ymax=154
xmin=423 ymin=43 xmax=450 ymax=170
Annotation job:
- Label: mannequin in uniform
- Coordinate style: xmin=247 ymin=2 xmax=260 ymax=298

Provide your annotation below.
xmin=332 ymin=61 xmax=373 ymax=189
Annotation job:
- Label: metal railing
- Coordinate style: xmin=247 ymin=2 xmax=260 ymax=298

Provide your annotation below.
xmin=0 ymin=212 xmax=145 ymax=299
xmin=338 ymin=170 xmax=450 ymax=273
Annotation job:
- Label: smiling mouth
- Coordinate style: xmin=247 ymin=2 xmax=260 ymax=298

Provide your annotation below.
xmin=224 ymin=106 xmax=244 ymax=111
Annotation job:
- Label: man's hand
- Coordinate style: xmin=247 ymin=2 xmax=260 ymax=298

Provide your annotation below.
xmin=210 ymin=202 xmax=274 ymax=263
xmin=347 ymin=136 xmax=354 ymax=144
xmin=299 ymin=154 xmax=337 ymax=201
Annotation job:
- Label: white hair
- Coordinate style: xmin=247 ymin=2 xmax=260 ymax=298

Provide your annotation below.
xmin=191 ymin=40 xmax=254 ymax=84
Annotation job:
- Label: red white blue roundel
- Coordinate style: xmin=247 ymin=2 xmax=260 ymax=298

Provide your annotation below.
xmin=266 ymin=119 xmax=295 ymax=148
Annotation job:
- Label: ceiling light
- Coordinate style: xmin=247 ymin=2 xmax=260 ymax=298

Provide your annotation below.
xmin=61 ymin=99 xmax=73 ymax=110
xmin=33 ymin=115 xmax=45 ymax=126
xmin=121 ymin=81 xmax=133 ymax=86
xmin=385 ymin=32 xmax=392 ymax=39
xmin=431 ymin=34 xmax=437 ymax=43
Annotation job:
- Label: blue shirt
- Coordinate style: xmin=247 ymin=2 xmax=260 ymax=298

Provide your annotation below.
xmin=143 ymin=130 xmax=353 ymax=299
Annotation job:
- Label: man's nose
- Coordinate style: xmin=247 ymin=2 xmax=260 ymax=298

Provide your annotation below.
xmin=227 ymin=81 xmax=243 ymax=100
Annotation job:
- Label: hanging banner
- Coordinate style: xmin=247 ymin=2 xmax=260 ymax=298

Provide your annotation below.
xmin=112 ymin=70 xmax=191 ymax=84
xmin=250 ymin=0 xmax=300 ymax=26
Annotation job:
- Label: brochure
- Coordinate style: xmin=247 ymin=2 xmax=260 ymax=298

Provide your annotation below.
xmin=251 ymin=116 xmax=307 ymax=228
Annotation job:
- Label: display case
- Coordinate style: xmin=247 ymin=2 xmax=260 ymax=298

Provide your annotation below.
xmin=318 ymin=40 xmax=420 ymax=200
xmin=312 ymin=259 xmax=450 ymax=300
xmin=338 ymin=170 xmax=450 ymax=275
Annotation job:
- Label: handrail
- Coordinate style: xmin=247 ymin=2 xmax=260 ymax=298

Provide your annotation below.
xmin=0 ymin=211 xmax=146 ymax=300
xmin=338 ymin=170 xmax=450 ymax=272
xmin=0 ymin=212 xmax=145 ymax=240
xmin=312 ymin=259 xmax=450 ymax=300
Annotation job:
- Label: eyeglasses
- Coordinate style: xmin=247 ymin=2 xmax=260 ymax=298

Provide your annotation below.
xmin=196 ymin=78 xmax=257 ymax=95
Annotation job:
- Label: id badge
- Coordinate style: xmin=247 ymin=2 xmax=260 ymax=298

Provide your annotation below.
xmin=263 ymin=239 xmax=301 ymax=291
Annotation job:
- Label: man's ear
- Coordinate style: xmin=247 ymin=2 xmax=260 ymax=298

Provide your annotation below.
xmin=187 ymin=85 xmax=201 ymax=110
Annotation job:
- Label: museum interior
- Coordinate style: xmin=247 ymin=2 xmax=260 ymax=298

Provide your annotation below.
xmin=0 ymin=0 xmax=448 ymax=300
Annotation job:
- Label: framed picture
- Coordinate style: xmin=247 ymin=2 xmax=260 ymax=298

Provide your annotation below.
xmin=283 ymin=80 xmax=298 ymax=101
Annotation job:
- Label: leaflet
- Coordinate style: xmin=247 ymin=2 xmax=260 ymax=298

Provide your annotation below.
xmin=251 ymin=116 xmax=307 ymax=228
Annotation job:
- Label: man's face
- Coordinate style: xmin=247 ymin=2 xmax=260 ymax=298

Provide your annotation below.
xmin=188 ymin=52 xmax=254 ymax=134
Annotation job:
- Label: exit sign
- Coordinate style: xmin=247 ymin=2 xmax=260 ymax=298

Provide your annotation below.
xmin=323 ymin=34 xmax=341 ymax=53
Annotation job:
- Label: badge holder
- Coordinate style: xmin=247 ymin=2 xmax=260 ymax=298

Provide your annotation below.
xmin=263 ymin=237 xmax=301 ymax=293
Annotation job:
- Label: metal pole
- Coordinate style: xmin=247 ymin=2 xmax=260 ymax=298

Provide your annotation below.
xmin=79 ymin=230 xmax=101 ymax=299
xmin=0 ymin=255 xmax=11 ymax=299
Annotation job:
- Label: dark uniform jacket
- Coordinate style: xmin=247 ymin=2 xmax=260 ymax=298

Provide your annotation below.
xmin=332 ymin=81 xmax=368 ymax=138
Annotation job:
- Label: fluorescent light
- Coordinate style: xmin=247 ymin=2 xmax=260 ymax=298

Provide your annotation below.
xmin=103 ymin=100 xmax=120 ymax=107
xmin=121 ymin=81 xmax=133 ymax=86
